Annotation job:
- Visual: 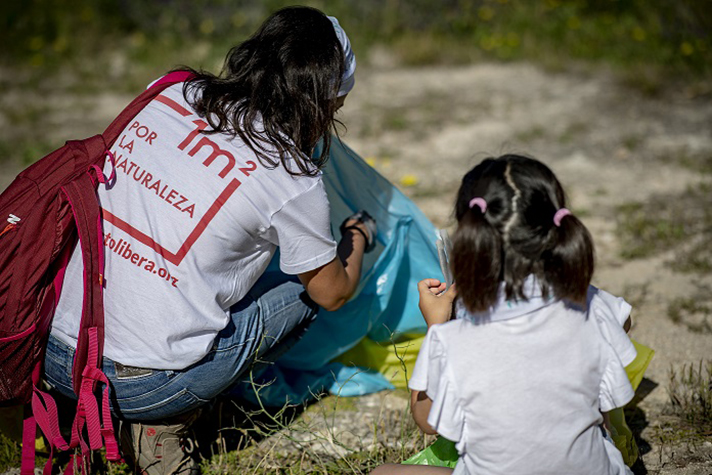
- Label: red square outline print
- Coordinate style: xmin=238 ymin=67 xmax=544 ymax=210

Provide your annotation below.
xmin=103 ymin=177 xmax=241 ymax=267
xmin=103 ymin=93 xmax=242 ymax=266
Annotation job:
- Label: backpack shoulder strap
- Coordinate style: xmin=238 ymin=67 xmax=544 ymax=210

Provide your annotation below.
xmin=103 ymin=70 xmax=196 ymax=144
xmin=150 ymin=70 xmax=195 ymax=89
xmin=63 ymin=173 xmax=106 ymax=393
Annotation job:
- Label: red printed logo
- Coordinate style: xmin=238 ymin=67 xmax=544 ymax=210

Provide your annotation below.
xmin=103 ymin=94 xmax=258 ymax=267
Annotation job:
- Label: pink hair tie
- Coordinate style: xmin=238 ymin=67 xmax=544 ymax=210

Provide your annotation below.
xmin=469 ymin=197 xmax=487 ymax=214
xmin=553 ymin=208 xmax=571 ymax=227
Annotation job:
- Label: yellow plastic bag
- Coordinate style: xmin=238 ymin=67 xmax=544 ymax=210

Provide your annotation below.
xmin=611 ymin=339 xmax=655 ymax=466
xmin=334 ymin=335 xmax=425 ymax=389
xmin=626 ymin=340 xmax=655 ymax=393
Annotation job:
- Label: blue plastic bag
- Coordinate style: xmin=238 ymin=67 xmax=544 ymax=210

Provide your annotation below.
xmin=232 ymin=137 xmax=442 ymax=405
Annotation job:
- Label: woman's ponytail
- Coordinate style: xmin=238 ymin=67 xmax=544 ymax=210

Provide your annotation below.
xmin=452 ymin=204 xmax=502 ymax=313
xmin=543 ymin=212 xmax=594 ymax=305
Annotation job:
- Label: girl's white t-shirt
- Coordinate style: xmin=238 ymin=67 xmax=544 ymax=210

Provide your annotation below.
xmin=50 ymin=83 xmax=337 ymax=369
xmin=410 ymin=284 xmax=635 ymax=475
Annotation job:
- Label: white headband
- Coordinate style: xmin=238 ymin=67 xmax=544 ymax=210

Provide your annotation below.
xmin=328 ymin=16 xmax=356 ymax=97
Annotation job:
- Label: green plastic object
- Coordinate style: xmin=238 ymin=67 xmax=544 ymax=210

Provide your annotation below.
xmin=403 ymin=435 xmax=458 ymax=468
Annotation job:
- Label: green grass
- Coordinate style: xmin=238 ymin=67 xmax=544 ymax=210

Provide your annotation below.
xmin=621 ymin=133 xmax=643 ymax=152
xmin=383 ymin=110 xmax=411 ymax=132
xmin=558 ymin=121 xmax=589 ymax=144
xmin=189 ymin=387 xmax=427 ymax=474
xmin=667 ymin=284 xmax=712 ymax=334
xmin=666 ymin=360 xmax=712 ymax=434
xmin=1 ymin=1 xmax=710 ymax=92
xmin=0 ymin=336 xmax=426 ymax=474
xmin=0 ymin=389 xmax=429 ymax=474
xmin=616 ymin=183 xmax=712 ymax=260
xmin=0 ymin=139 xmax=61 ymax=170
xmin=670 ymin=236 xmax=712 ymax=274
xmin=0 ymin=433 xmax=22 ymax=473
xmin=354 ymin=89 xmax=477 ymax=141
xmin=0 ymin=430 xmax=50 ymax=474
xmin=515 ymin=126 xmax=547 ymax=143
xmin=677 ymin=150 xmax=712 ymax=175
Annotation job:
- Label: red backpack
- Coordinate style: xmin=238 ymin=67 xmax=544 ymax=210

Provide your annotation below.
xmin=0 ymin=71 xmax=194 ymax=474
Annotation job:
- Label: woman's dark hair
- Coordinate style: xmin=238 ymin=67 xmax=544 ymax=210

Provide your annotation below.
xmin=451 ymin=154 xmax=594 ymax=313
xmin=181 ymin=6 xmax=344 ymax=176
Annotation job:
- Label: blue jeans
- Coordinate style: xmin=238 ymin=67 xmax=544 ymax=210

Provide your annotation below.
xmin=44 ymin=270 xmax=318 ymax=421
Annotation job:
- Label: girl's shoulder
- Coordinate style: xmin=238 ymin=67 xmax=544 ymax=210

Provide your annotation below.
xmin=586 ymin=286 xmax=632 ymax=327
xmin=585 ymin=285 xmax=637 ymax=366
xmin=426 ymin=318 xmax=472 ymax=346
xmin=429 ymin=318 xmax=466 ymax=337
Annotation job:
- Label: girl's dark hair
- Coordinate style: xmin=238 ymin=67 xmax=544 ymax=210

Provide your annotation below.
xmin=181 ymin=6 xmax=344 ymax=176
xmin=451 ymin=154 xmax=594 ymax=313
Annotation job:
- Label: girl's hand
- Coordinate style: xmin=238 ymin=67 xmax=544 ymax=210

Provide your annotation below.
xmin=417 ymin=278 xmax=457 ymax=328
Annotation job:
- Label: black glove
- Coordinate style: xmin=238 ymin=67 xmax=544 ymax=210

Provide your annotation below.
xmin=340 ymin=210 xmax=377 ymax=252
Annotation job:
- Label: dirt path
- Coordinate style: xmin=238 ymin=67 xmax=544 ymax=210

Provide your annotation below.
xmin=1 ymin=61 xmax=711 ymax=473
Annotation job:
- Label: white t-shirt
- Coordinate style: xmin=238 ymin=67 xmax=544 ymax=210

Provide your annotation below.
xmin=409 ymin=280 xmax=635 ymax=475
xmin=51 ymin=83 xmax=338 ymax=369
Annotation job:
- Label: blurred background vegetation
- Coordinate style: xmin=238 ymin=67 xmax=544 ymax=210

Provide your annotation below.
xmin=1 ymin=2 xmax=711 ymax=472
xmin=1 ymin=0 xmax=710 ymax=93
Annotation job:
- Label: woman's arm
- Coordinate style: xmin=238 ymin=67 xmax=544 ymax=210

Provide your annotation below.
xmin=298 ymin=219 xmax=368 ymax=311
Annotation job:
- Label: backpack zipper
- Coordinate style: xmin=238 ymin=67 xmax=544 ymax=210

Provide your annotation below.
xmin=0 ymin=223 xmax=16 ymax=238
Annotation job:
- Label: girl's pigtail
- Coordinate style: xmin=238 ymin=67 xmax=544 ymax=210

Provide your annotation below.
xmin=543 ymin=212 xmax=594 ymax=305
xmin=452 ymin=205 xmax=502 ymax=313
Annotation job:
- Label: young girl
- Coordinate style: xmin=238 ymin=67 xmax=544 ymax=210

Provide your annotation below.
xmin=373 ymin=154 xmax=635 ymax=475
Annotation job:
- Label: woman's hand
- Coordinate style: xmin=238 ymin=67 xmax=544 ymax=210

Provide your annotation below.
xmin=417 ymin=278 xmax=457 ymax=328
xmin=341 ymin=218 xmax=371 ymax=249
xmin=340 ymin=210 xmax=377 ymax=252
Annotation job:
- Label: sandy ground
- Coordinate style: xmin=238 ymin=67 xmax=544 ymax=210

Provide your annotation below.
xmin=1 ymin=61 xmax=711 ymax=473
